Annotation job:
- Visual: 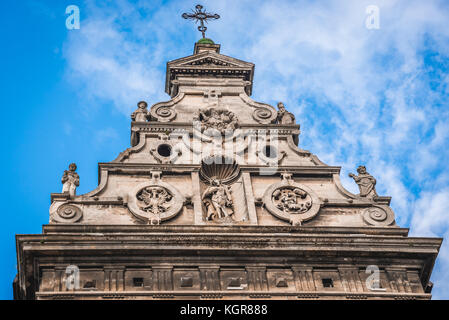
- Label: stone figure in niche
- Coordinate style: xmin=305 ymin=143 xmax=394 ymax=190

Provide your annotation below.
xmin=273 ymin=187 xmax=312 ymax=214
xmin=349 ymin=165 xmax=378 ymax=198
xmin=197 ymin=108 xmax=238 ymax=135
xmin=136 ymin=186 xmax=173 ymax=215
xmin=202 ymin=179 xmax=234 ymax=221
xmin=276 ymin=102 xmax=295 ymax=124
xmin=61 ymin=163 xmax=80 ymax=197
xmin=131 ymin=101 xmax=149 ymax=122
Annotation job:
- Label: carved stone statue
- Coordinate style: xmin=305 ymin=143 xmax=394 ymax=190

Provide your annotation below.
xmin=349 ymin=165 xmax=378 ymax=198
xmin=202 ymin=179 xmax=234 ymax=221
xmin=276 ymin=102 xmax=295 ymax=124
xmin=196 ymin=108 xmax=238 ymax=135
xmin=131 ymin=101 xmax=149 ymax=122
xmin=61 ymin=163 xmax=80 ymax=197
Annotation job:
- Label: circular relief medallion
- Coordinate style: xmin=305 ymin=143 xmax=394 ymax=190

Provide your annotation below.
xmin=263 ymin=181 xmax=320 ymax=226
xmin=362 ymin=206 xmax=395 ymax=226
xmin=53 ymin=204 xmax=83 ymax=223
xmin=128 ymin=181 xmax=185 ymax=225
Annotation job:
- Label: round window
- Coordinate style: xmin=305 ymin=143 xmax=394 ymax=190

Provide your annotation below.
xmin=264 ymin=145 xmax=277 ymax=158
xmin=157 ymin=144 xmax=172 ymax=157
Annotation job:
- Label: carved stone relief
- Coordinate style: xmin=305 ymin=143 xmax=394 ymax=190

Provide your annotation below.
xmin=202 ymin=179 xmax=234 ymax=222
xmin=199 ymin=156 xmax=242 ymax=223
xmin=263 ymin=173 xmax=321 ymax=226
xmin=194 ymin=108 xmax=238 ymax=135
xmin=127 ymin=172 xmax=185 ymax=225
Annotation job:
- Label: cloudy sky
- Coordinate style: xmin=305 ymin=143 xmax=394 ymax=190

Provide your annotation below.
xmin=1 ymin=0 xmax=448 ymax=299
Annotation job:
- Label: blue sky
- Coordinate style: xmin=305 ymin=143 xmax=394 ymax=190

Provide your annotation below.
xmin=1 ymin=0 xmax=449 ymax=300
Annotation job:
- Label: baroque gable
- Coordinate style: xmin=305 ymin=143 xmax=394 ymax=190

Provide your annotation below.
xmin=15 ymin=38 xmax=441 ymax=301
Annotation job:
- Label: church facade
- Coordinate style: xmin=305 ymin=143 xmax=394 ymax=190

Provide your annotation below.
xmin=14 ymin=39 xmax=442 ymax=300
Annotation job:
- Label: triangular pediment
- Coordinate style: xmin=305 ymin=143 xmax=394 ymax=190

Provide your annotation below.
xmin=165 ymin=48 xmax=255 ymax=96
xmin=168 ymin=51 xmax=254 ymax=69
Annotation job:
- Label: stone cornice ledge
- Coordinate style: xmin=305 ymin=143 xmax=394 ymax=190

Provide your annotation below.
xmin=39 ymin=224 xmax=411 ymax=236
xmin=35 ymin=290 xmax=432 ymax=300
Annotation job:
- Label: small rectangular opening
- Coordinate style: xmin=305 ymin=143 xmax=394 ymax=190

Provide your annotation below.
xmin=322 ymin=278 xmax=334 ymax=288
xmin=83 ymin=280 xmax=96 ymax=289
xmin=133 ymin=277 xmax=144 ymax=287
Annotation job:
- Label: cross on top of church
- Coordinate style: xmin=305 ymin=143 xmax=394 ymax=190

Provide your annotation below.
xmin=182 ymin=4 xmax=220 ymax=39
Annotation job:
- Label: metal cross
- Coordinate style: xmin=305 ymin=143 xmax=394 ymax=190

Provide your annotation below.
xmin=182 ymin=4 xmax=220 ymax=39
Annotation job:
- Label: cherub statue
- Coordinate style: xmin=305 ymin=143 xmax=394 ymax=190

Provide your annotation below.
xmin=277 ymin=102 xmax=295 ymax=124
xmin=131 ymin=101 xmax=149 ymax=122
xmin=349 ymin=165 xmax=378 ymax=198
xmin=61 ymin=163 xmax=80 ymax=197
xmin=202 ymin=179 xmax=234 ymax=220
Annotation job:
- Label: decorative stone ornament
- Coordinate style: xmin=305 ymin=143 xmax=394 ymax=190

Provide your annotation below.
xmin=263 ymin=173 xmax=321 ymax=226
xmin=149 ymin=94 xmax=183 ymax=122
xmin=52 ymin=203 xmax=83 ymax=223
xmin=362 ymin=205 xmax=395 ymax=226
xmin=199 ymin=156 xmax=241 ymax=185
xmin=252 ymin=107 xmax=274 ymax=124
xmin=128 ymin=172 xmax=185 ymax=225
xmin=194 ymin=108 xmax=238 ymax=135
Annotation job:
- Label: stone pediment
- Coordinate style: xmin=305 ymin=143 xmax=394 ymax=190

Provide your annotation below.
xmin=173 ymin=52 xmax=253 ymax=68
xmin=165 ymin=50 xmax=255 ymax=96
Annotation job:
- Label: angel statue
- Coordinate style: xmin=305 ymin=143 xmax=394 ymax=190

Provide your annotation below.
xmin=202 ymin=179 xmax=234 ymax=221
xmin=349 ymin=165 xmax=378 ymax=199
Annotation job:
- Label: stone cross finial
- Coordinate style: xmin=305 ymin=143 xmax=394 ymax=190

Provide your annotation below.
xmin=182 ymin=4 xmax=220 ymax=39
